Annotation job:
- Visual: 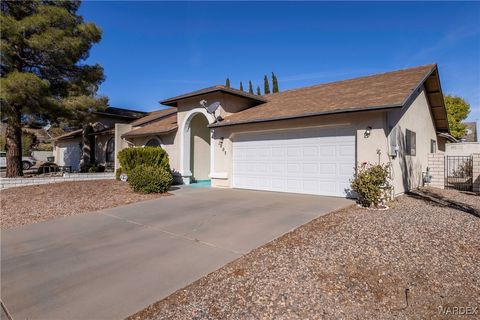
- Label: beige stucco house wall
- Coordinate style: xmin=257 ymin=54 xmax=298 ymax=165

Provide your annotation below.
xmin=210 ymin=110 xmax=389 ymax=188
xmin=386 ymin=89 xmax=439 ymax=195
xmin=114 ymin=123 xmax=132 ymax=170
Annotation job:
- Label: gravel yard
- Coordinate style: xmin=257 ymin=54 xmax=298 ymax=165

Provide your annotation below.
xmin=1 ymin=180 xmax=167 ymax=229
xmin=128 ymin=188 xmax=480 ymax=320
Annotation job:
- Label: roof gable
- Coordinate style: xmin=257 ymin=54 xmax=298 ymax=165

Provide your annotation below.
xmin=160 ymin=85 xmax=267 ymax=107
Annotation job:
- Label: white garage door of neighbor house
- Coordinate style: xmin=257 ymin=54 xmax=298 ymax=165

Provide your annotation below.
xmin=59 ymin=143 xmax=81 ymax=171
xmin=233 ymin=127 xmax=356 ymax=197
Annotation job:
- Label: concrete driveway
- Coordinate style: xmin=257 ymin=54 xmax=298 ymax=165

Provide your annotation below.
xmin=1 ymin=187 xmax=352 ymax=319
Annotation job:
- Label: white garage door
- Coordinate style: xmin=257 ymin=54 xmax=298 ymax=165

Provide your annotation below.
xmin=233 ymin=127 xmax=356 ymax=197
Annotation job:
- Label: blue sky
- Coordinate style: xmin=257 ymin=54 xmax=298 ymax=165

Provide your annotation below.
xmin=79 ymin=1 xmax=480 ymax=125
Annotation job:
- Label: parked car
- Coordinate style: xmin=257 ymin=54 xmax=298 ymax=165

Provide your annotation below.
xmin=0 ymin=152 xmax=37 ymax=170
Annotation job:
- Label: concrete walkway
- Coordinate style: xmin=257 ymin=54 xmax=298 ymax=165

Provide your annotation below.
xmin=1 ymin=187 xmax=352 ymax=319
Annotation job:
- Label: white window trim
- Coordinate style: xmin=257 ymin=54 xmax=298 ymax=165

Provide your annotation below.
xmin=143 ymin=136 xmax=163 ymax=148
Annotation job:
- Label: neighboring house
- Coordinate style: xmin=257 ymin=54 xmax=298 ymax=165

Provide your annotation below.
xmin=52 ymin=107 xmax=146 ymax=171
xmin=461 ymin=121 xmax=478 ymax=142
xmin=114 ymin=64 xmax=449 ymax=197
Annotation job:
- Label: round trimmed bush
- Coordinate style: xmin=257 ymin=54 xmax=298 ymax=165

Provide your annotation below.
xmin=118 ymin=147 xmax=170 ymax=173
xmin=128 ymin=164 xmax=173 ymax=194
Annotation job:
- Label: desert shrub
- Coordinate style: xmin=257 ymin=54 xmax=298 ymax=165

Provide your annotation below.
xmin=452 ymin=159 xmax=473 ymax=178
xmin=350 ymin=162 xmax=391 ymax=208
xmin=80 ymin=163 xmax=95 ymax=173
xmin=128 ymin=164 xmax=173 ymax=193
xmin=35 ymin=143 xmax=53 ymax=151
xmin=118 ymin=146 xmax=170 ymax=174
xmin=37 ymin=162 xmax=58 ymax=174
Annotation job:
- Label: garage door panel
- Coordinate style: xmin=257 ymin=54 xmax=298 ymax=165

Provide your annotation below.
xmin=320 ymin=145 xmax=336 ymax=156
xmin=233 ymin=127 xmax=355 ymax=197
xmin=302 ymin=163 xmax=319 ymax=175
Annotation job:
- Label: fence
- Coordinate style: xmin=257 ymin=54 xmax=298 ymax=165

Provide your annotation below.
xmin=427 ymin=153 xmax=480 ymax=192
xmin=0 ymin=172 xmax=114 ymax=190
xmin=444 ymin=156 xmax=473 ymax=191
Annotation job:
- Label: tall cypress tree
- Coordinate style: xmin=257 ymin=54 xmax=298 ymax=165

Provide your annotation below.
xmin=256 ymin=85 xmax=261 ymax=95
xmin=248 ymin=81 xmax=253 ymax=94
xmin=272 ymin=72 xmax=279 ymax=93
xmin=225 ymin=78 xmax=230 ymax=88
xmin=239 ymin=81 xmax=244 ymax=91
xmin=264 ymin=75 xmax=270 ymax=94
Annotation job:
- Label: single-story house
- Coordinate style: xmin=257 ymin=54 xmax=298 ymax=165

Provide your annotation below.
xmin=115 ymin=64 xmax=449 ymax=197
xmin=52 ymin=107 xmax=147 ymax=171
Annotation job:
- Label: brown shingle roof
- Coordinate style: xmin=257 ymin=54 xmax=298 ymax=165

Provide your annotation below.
xmin=129 ymin=107 xmax=177 ymax=127
xmin=94 ymin=107 xmax=147 ymax=120
xmin=52 ymin=129 xmax=83 ymax=141
xmin=160 ymin=85 xmax=267 ymax=107
xmin=122 ymin=113 xmax=178 ymax=139
xmin=211 ymin=64 xmax=438 ymax=127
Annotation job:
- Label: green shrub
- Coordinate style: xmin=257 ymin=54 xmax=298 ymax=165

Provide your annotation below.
xmin=80 ymin=163 xmax=95 ymax=173
xmin=37 ymin=162 xmax=58 ymax=174
xmin=128 ymin=164 xmax=173 ymax=193
xmin=118 ymin=146 xmax=170 ymax=174
xmin=80 ymin=163 xmax=105 ymax=173
xmin=35 ymin=143 xmax=53 ymax=151
xmin=350 ymin=162 xmax=391 ymax=208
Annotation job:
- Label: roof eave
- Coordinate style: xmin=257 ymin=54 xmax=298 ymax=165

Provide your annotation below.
xmin=209 ymin=104 xmax=403 ymax=128
xmin=121 ymin=127 xmax=178 ymax=139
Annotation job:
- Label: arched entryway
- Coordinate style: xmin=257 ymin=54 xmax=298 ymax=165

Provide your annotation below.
xmin=189 ymin=113 xmax=210 ymax=182
xmin=181 ymin=109 xmax=214 ymax=185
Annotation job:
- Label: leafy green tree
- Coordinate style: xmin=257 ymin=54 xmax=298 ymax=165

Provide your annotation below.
xmin=272 ymin=72 xmax=279 ymax=93
xmin=256 ymin=85 xmax=261 ymax=95
xmin=225 ymin=78 xmax=230 ymax=88
xmin=0 ymin=1 xmax=107 ymax=177
xmin=248 ymin=80 xmax=253 ymax=94
xmin=445 ymin=95 xmax=471 ymax=139
xmin=239 ymin=81 xmax=244 ymax=91
xmin=264 ymin=75 xmax=270 ymax=94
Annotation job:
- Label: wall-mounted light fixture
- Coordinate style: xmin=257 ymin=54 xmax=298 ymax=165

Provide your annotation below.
xmin=364 ymin=126 xmax=372 ymax=138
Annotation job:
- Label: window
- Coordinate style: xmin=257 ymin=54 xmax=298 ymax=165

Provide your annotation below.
xmin=106 ymin=138 xmax=115 ymax=162
xmin=430 ymin=139 xmax=437 ymax=153
xmin=405 ymin=129 xmax=416 ymax=156
xmin=145 ymin=138 xmax=160 ymax=147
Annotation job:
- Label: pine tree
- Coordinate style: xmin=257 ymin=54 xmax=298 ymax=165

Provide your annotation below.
xmin=248 ymin=81 xmax=254 ymax=94
xmin=257 ymin=86 xmax=261 ymax=95
xmin=0 ymin=1 xmax=107 ymax=177
xmin=272 ymin=72 xmax=279 ymax=93
xmin=225 ymin=78 xmax=230 ymax=88
xmin=239 ymin=81 xmax=244 ymax=91
xmin=264 ymin=75 xmax=271 ymax=94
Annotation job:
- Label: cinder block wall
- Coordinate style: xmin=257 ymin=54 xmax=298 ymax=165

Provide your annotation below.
xmin=473 ymin=153 xmax=480 ymax=193
xmin=427 ymin=153 xmax=445 ymax=189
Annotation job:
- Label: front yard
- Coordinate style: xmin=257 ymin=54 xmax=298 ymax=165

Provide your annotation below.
xmin=0 ymin=180 xmax=167 ymax=229
xmin=129 ymin=188 xmax=479 ymax=320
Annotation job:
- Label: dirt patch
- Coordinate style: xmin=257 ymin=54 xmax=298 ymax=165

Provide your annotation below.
xmin=1 ymin=180 xmax=167 ymax=229
xmin=128 ymin=188 xmax=480 ymax=320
